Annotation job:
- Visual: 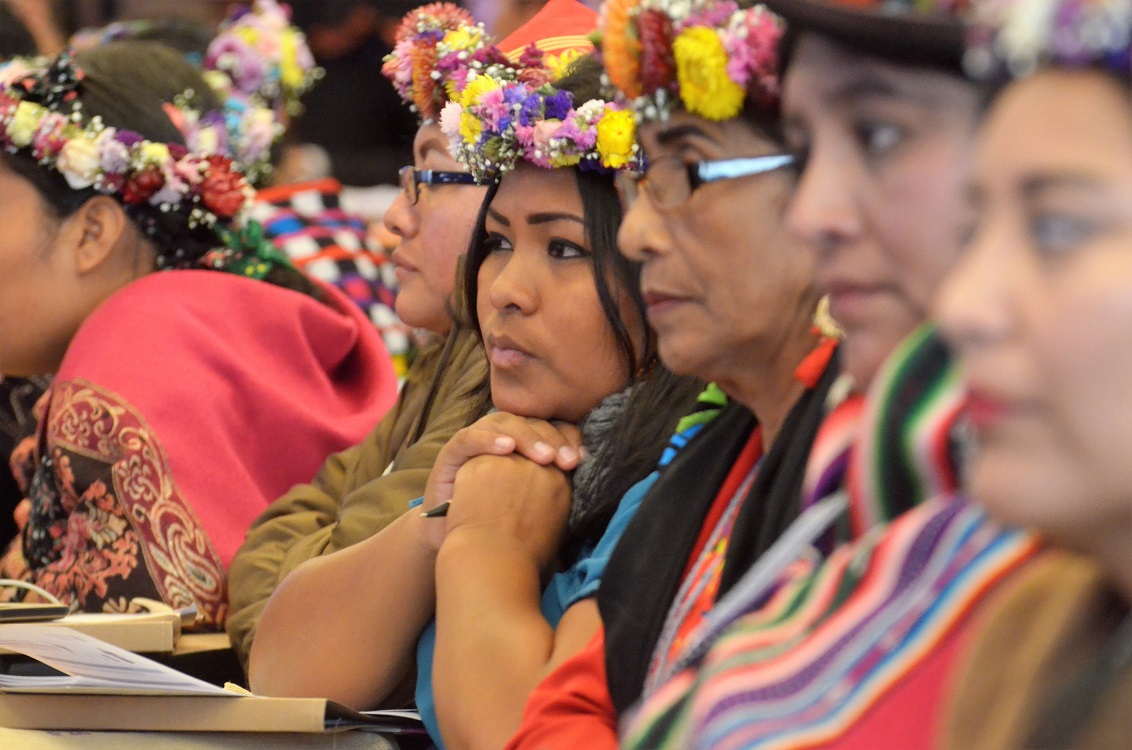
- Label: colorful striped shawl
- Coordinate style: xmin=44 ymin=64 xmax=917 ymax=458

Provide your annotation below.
xmin=622 ymin=500 xmax=1039 ymax=750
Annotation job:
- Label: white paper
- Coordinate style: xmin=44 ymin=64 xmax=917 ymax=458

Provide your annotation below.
xmin=0 ymin=624 xmax=234 ymax=695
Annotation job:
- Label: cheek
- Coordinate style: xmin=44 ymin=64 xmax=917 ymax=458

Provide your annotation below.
xmin=1035 ymin=265 xmax=1132 ymax=500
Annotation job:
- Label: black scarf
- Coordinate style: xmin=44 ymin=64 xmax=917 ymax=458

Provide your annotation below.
xmin=598 ymin=349 xmax=841 ymax=715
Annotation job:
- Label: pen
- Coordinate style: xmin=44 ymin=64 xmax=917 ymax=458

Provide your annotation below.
xmin=421 ymin=502 xmax=450 ymax=518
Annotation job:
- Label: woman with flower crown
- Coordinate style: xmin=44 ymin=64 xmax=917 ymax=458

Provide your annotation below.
xmin=0 ymin=41 xmax=398 ymax=628
xmin=249 ymin=2 xmax=705 ymax=747
xmin=228 ymin=2 xmax=494 ymax=667
xmin=934 ymin=0 xmax=1132 ymax=746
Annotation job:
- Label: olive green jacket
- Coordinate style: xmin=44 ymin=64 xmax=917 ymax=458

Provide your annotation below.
xmin=225 ymin=327 xmax=488 ymax=666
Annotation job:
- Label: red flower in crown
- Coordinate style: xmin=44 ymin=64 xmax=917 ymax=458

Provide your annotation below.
xmin=637 ymin=9 xmax=676 ymax=95
xmin=122 ymin=167 xmax=163 ymax=204
xmin=200 ymin=155 xmax=248 ymax=218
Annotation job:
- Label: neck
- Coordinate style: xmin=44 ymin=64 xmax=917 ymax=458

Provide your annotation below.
xmin=716 ymin=317 xmax=822 ymax=449
xmin=1084 ymin=517 xmax=1132 ymax=605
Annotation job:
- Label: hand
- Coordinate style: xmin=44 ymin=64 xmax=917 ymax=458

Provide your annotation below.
xmin=13 ymin=499 xmax=30 ymax=533
xmin=442 ymin=454 xmax=571 ymax=575
xmin=422 ymin=413 xmax=582 ymax=517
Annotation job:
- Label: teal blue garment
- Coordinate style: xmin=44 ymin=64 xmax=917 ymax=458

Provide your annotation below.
xmin=414 ymin=471 xmax=660 ymax=747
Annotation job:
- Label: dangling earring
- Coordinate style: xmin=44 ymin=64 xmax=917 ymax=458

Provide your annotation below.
xmin=634 ymin=353 xmax=659 ymax=382
xmin=813 ymin=295 xmax=843 ymax=339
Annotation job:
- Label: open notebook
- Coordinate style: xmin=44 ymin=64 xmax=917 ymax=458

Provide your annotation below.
xmin=0 ymin=625 xmax=423 ymax=735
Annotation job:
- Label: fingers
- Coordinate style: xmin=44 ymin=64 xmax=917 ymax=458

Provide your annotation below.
xmin=469 ymin=413 xmax=584 ymax=470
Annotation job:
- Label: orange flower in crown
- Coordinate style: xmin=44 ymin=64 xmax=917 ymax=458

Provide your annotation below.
xmin=381 ymin=2 xmax=515 ymax=121
xmin=598 ymin=0 xmax=784 ymax=122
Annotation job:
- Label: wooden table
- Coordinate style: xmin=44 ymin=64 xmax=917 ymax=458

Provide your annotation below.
xmin=0 ymin=728 xmax=396 ymax=749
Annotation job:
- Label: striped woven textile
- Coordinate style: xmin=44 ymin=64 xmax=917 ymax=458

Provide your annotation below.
xmin=620 ymin=324 xmax=1040 ymax=749
xmin=622 ymin=499 xmax=1038 ymax=750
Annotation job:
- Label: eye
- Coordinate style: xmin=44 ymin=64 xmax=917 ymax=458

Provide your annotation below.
xmin=854 ymin=121 xmax=904 ymax=157
xmin=547 ymin=239 xmax=588 ymax=260
xmin=482 ymin=232 xmax=512 ymax=254
xmin=1029 ymin=214 xmax=1100 ymax=256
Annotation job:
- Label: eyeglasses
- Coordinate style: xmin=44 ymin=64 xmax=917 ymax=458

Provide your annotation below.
xmin=616 ymin=153 xmax=795 ymax=211
xmin=398 ymin=166 xmax=480 ymax=205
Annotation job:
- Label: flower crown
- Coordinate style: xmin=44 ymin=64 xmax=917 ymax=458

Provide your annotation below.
xmin=382 ymin=2 xmax=515 ymax=121
xmin=598 ymin=0 xmax=784 ymax=122
xmin=0 ymin=55 xmax=255 ymax=263
xmin=964 ymin=0 xmax=1132 ymax=80
xmin=441 ymin=69 xmax=641 ymax=181
xmin=205 ymin=0 xmax=320 ymax=117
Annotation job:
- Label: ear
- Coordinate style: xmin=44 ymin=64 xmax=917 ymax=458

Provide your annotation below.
xmin=67 ymin=195 xmax=131 ymax=275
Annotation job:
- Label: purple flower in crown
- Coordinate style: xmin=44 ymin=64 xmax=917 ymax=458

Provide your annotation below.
xmin=543 ymin=90 xmax=574 ymax=121
xmin=99 ymin=134 xmax=129 ymax=174
xmin=685 ymin=0 xmax=741 ymax=29
xmin=518 ymin=91 xmax=545 ymax=126
xmin=115 ymin=130 xmax=143 ymax=148
xmin=208 ymin=36 xmax=267 ymax=98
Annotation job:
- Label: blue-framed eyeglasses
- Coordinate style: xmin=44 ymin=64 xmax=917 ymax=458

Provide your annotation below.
xmin=399 ymin=166 xmax=481 ymax=205
xmin=616 ymin=153 xmax=796 ymax=211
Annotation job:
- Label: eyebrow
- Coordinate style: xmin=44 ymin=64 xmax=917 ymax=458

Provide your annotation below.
xmin=486 ymin=208 xmax=584 ymax=227
xmin=656 ymin=123 xmax=717 ymax=147
xmin=826 ymin=74 xmax=929 ymax=107
xmin=417 ymin=136 xmax=450 ymax=162
xmin=1019 ymin=172 xmax=1108 ymax=201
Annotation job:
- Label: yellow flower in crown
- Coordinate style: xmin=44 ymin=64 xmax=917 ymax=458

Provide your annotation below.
xmin=672 ymin=26 xmax=745 ymax=121
xmin=546 ymin=49 xmax=584 ymax=81
xmin=137 ymin=141 xmax=171 ymax=167
xmin=8 ymin=100 xmax=45 ymax=146
xmin=459 ymin=74 xmax=500 ymax=108
xmin=596 ymin=109 xmax=636 ymax=169
xmin=278 ymin=29 xmax=304 ymax=91
xmin=443 ymin=26 xmax=484 ymax=53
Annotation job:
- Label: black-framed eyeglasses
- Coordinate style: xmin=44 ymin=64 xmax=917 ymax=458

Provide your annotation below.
xmin=398 ymin=166 xmax=480 ymax=205
xmin=616 ymin=153 xmax=795 ymax=211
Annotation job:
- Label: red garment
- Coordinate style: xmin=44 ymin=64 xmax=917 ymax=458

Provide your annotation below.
xmin=506 ymin=629 xmax=617 ymax=750
xmin=664 ymin=429 xmax=762 ymax=666
xmin=3 ymin=270 xmax=397 ymax=625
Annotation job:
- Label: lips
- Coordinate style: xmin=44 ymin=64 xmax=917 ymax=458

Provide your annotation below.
xmin=823 ymin=279 xmax=886 ymax=325
xmin=965 ymin=388 xmax=1010 ymax=431
xmin=642 ymin=288 xmax=692 ymax=320
xmin=486 ymin=332 xmax=534 ymax=369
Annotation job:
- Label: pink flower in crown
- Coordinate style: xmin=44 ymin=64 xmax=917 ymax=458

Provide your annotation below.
xmin=514 ymin=123 xmax=536 ymax=149
xmin=174 ymin=155 xmax=205 ymax=186
xmin=722 ymin=28 xmax=753 ymax=87
xmin=529 ymin=120 xmax=563 ymax=169
xmin=439 ymin=100 xmax=462 ymax=146
xmin=32 ymin=112 xmax=69 ymax=160
xmin=386 ymin=40 xmax=415 ymax=90
xmin=743 ymin=8 xmax=782 ymax=97
xmin=476 ymin=87 xmax=509 ymax=130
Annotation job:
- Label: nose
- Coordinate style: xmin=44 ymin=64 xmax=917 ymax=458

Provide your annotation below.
xmin=383 ymin=187 xmax=418 ymax=240
xmin=786 ymin=146 xmax=864 ymax=259
xmin=486 ymin=249 xmax=539 ymax=315
xmin=618 ymin=193 xmax=667 ymax=263
xmin=935 ymin=212 xmax=1015 ymax=358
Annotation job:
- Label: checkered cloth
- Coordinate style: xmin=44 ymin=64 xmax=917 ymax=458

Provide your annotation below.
xmin=251 ymin=178 xmax=413 ymax=375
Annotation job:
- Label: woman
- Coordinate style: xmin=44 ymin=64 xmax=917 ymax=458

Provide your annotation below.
xmin=939 ymin=1 xmax=1132 ymax=746
xmin=0 ymin=42 xmax=397 ymax=627
xmin=613 ymin=2 xmax=1047 ymax=748
xmin=225 ymin=2 xmax=492 ymax=665
xmin=249 ymin=10 xmax=700 ymax=749
xmin=503 ymin=3 xmax=841 ymax=747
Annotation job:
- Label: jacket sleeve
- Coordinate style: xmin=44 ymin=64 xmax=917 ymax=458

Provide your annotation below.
xmin=225 ymin=331 xmax=489 ymax=667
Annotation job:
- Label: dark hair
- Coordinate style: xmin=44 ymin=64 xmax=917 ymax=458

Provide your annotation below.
xmin=777 ymin=22 xmax=964 ymax=81
xmin=0 ymin=5 xmax=37 ymax=59
xmin=462 ymin=54 xmax=704 ymax=551
xmin=2 ymin=42 xmax=321 ymax=299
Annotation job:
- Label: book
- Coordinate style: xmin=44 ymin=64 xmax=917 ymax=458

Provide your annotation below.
xmin=0 ymin=598 xmax=190 ymax=654
xmin=0 ymin=625 xmax=423 ymax=736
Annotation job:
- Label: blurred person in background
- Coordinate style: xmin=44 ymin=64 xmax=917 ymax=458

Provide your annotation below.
xmin=287 ymin=0 xmax=417 ymax=188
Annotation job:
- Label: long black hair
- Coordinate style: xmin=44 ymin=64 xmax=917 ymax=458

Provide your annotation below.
xmin=2 ymin=42 xmax=321 ymax=299
xmin=462 ymin=54 xmax=704 ymax=550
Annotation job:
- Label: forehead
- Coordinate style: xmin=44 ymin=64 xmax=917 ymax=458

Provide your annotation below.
xmin=976 ymin=70 xmax=1132 ymax=187
xmin=414 ymin=123 xmax=462 ymax=169
xmin=782 ymin=33 xmax=961 ymax=114
xmin=489 ymin=164 xmax=583 ymax=216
